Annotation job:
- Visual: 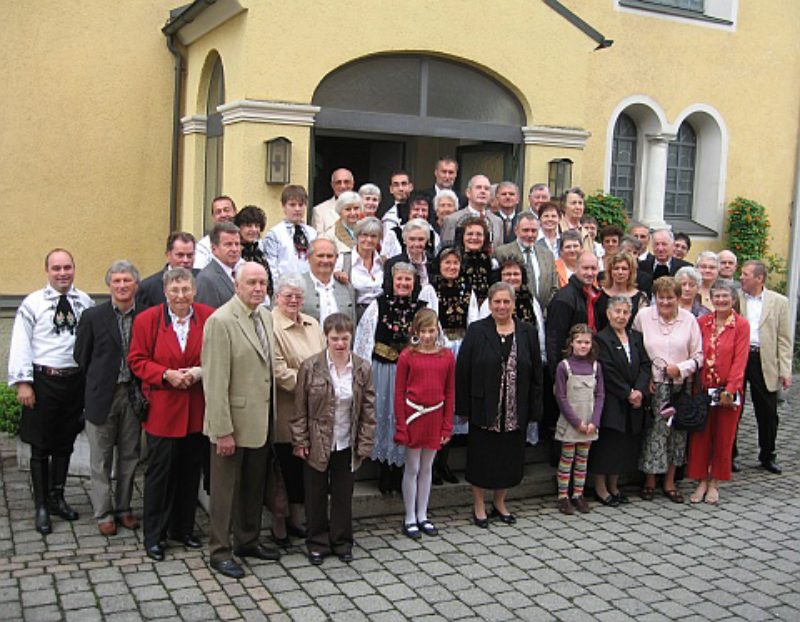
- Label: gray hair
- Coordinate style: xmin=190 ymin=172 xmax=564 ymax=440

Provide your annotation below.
xmin=433 ymin=190 xmax=459 ymax=212
xmin=674 ymin=266 xmax=702 ymax=287
xmin=710 ymin=278 xmax=738 ymax=298
xmin=607 ymin=294 xmax=633 ymax=311
xmin=467 ymin=174 xmax=489 ymax=190
xmin=391 ymin=261 xmax=416 ymax=277
xmin=334 ymin=191 xmax=362 ymax=216
xmin=275 ymin=273 xmax=306 ymax=295
xmin=488 ymin=281 xmax=516 ymax=302
xmin=497 ymin=180 xmax=519 ymax=195
xmin=528 ymin=182 xmax=549 ymax=196
xmin=210 ymin=221 xmax=240 ymax=246
xmin=402 ymin=218 xmax=431 ymax=242
xmin=696 ymin=250 xmax=720 ymax=267
xmin=517 ymin=211 xmax=539 ymax=225
xmin=620 ymin=234 xmax=642 ymax=253
xmin=358 ymin=183 xmax=381 ymax=200
xmin=308 ymin=237 xmax=338 ymax=258
xmin=651 ymin=228 xmax=675 ymax=243
xmin=162 ymin=267 xmax=195 ymax=288
xmin=105 ymin=260 xmax=140 ymax=285
xmin=718 ymin=249 xmax=737 ymax=264
xmin=354 ymin=216 xmax=383 ymax=239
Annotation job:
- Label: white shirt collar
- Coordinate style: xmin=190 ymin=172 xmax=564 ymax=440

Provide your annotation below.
xmin=311 ymin=273 xmax=334 ymax=290
xmin=211 ymin=255 xmax=237 ymax=278
xmin=326 ymin=350 xmax=353 ymax=372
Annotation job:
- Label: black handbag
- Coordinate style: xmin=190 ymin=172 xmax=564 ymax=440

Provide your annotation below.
xmin=128 ymin=379 xmax=149 ymax=423
xmin=668 ymin=361 xmax=709 ymax=432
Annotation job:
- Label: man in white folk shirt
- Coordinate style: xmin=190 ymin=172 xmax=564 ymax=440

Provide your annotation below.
xmin=8 ymin=249 xmax=94 ymax=535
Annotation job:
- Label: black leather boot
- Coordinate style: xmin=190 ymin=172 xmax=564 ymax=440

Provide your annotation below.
xmin=30 ymin=456 xmax=52 ymax=535
xmin=391 ymin=465 xmax=404 ymax=493
xmin=378 ymin=462 xmax=392 ymax=495
xmin=437 ymin=446 xmax=458 ymax=484
xmin=49 ymin=454 xmax=79 ymax=521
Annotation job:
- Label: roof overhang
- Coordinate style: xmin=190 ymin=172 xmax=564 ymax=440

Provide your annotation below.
xmin=163 ymin=0 xmax=246 ymax=45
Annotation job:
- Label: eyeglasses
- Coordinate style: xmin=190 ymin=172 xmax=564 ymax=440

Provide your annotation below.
xmin=279 ymin=292 xmax=304 ymax=301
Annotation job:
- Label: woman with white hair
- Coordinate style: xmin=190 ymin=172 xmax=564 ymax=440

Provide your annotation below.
xmin=354 ymin=262 xmax=438 ymax=493
xmin=325 ymin=191 xmax=362 ymax=253
xmin=675 ymin=266 xmax=711 ymax=317
xmin=433 ymin=190 xmax=459 ymax=233
xmin=270 ymin=273 xmax=325 ymax=545
xmin=358 ymin=183 xmax=381 ymax=219
xmin=334 ymin=216 xmax=385 ymax=322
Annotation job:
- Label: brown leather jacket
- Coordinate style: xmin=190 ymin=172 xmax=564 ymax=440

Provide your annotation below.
xmin=291 ymin=351 xmax=376 ymax=472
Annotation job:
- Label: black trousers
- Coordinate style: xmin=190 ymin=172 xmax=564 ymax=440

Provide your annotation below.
xmin=21 ymin=370 xmax=83 ymax=453
xmin=273 ymin=442 xmax=305 ymax=505
xmin=742 ymin=351 xmax=779 ymax=462
xmin=143 ymin=432 xmax=205 ymax=548
xmin=304 ymin=448 xmax=354 ymax=556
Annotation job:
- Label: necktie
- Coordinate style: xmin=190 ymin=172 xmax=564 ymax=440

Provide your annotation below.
xmin=504 ymin=218 xmax=513 ymax=242
xmin=523 ymin=247 xmax=536 ymax=297
xmin=251 ymin=311 xmax=269 ymax=357
xmin=53 ymin=294 xmax=77 ymax=334
xmin=293 ymin=224 xmax=309 ymax=257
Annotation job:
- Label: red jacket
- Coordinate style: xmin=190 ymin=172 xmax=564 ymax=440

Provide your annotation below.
xmin=128 ymin=303 xmax=214 ymax=437
xmin=698 ymin=311 xmax=750 ymax=396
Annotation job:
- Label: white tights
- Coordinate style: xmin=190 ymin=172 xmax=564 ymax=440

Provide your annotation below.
xmin=402 ymin=448 xmax=437 ymax=524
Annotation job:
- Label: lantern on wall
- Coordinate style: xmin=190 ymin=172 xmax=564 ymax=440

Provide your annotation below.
xmin=548 ymin=158 xmax=573 ymax=198
xmin=265 ymin=137 xmax=292 ymax=184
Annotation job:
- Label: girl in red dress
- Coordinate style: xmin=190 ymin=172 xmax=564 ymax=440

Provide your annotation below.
xmin=394 ymin=309 xmax=455 ymax=538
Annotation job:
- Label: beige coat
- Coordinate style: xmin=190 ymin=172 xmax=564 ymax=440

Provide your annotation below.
xmin=291 ymin=351 xmax=376 ymax=472
xmin=201 ymin=295 xmax=278 ymax=448
xmin=739 ymin=288 xmax=792 ymax=392
xmin=272 ymin=309 xmax=325 ymax=443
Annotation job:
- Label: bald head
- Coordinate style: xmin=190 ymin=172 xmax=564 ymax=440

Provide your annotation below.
xmin=235 ymin=262 xmax=268 ymax=309
xmin=331 ymin=168 xmax=355 ymax=198
xmin=466 ymin=175 xmax=491 ymax=211
xmin=718 ymin=250 xmax=738 ymax=279
xmin=576 ymin=250 xmax=599 ymax=286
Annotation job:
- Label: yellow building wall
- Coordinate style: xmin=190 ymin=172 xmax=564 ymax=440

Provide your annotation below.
xmin=2 ymin=0 xmax=799 ymax=296
xmin=1 ymin=0 xmax=179 ymax=294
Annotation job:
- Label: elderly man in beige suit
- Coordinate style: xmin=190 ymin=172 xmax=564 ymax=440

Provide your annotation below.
xmin=202 ymin=262 xmax=281 ymax=579
xmin=736 ymin=260 xmax=792 ymax=475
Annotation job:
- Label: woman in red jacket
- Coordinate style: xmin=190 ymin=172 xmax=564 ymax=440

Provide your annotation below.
xmin=394 ymin=309 xmax=454 ymax=539
xmin=687 ymin=279 xmax=750 ymax=505
xmin=128 ymin=268 xmax=214 ymax=561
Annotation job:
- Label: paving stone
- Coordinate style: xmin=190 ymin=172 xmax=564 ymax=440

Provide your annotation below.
xmin=63 ymin=607 xmax=103 ymax=622
xmin=353 ymin=594 xmax=394 ymax=614
xmin=178 ymin=603 xmax=218 ymax=621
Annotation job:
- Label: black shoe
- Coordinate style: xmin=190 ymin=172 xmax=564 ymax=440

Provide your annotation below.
xmin=731 ymin=459 xmax=741 ymax=473
xmin=308 ymin=551 xmax=324 ymax=565
xmin=490 ymin=507 xmax=517 ymax=524
xmin=595 ymin=493 xmax=619 ymax=507
xmin=210 ymin=558 xmax=245 ymax=579
xmin=402 ymin=522 xmax=421 ymax=540
xmin=761 ymin=460 xmax=782 ymax=475
xmin=472 ymin=513 xmax=489 ymax=529
xmin=270 ymin=531 xmax=291 ymax=547
xmin=439 ymin=464 xmax=459 ymax=484
xmin=35 ymin=506 xmax=52 ymax=535
xmin=48 ymin=495 xmax=79 ymax=521
xmin=172 ymin=534 xmax=202 ymax=549
xmin=235 ymin=544 xmax=281 ymax=561
xmin=338 ymin=552 xmax=353 ymax=563
xmin=611 ymin=492 xmax=630 ymax=505
xmin=418 ymin=520 xmax=438 ymax=536
xmin=432 ymin=469 xmax=443 ymax=486
xmin=145 ymin=544 xmax=165 ymax=562
xmin=286 ymin=523 xmax=307 ymax=539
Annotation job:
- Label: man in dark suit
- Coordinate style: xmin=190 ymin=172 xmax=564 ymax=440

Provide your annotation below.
xmin=421 ymin=156 xmax=467 ymax=208
xmin=301 ymin=239 xmax=356 ymax=325
xmin=440 ymin=174 xmax=504 ymax=251
xmin=495 ymin=181 xmax=521 ymax=245
xmin=195 ymin=222 xmax=242 ymax=308
xmin=74 ymin=260 xmax=142 ymax=536
xmin=637 ymin=229 xmax=691 ymax=278
xmin=629 ymin=222 xmax=654 ymax=264
xmin=137 ymin=232 xmax=197 ymax=309
xmin=495 ymin=212 xmax=558 ymax=311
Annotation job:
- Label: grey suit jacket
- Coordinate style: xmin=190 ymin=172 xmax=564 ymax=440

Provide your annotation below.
xmin=440 ymin=208 xmax=504 ymax=251
xmin=195 ymin=259 xmax=235 ymax=309
xmin=299 ymin=272 xmax=356 ymax=325
xmin=495 ymin=240 xmax=559 ymax=310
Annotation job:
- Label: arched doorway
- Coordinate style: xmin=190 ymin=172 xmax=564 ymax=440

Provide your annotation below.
xmin=311 ymin=55 xmax=526 ymax=208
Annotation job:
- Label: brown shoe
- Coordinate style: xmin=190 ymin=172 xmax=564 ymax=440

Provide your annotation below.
xmin=557 ymin=497 xmax=574 ymax=515
xmin=98 ymin=520 xmax=117 ymax=536
xmin=572 ymin=496 xmax=591 ymax=513
xmin=117 ymin=514 xmax=140 ymax=530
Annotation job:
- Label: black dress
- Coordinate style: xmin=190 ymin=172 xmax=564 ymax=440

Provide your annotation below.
xmin=593 ymin=290 xmax=648 ymax=332
xmin=465 ymin=332 xmax=526 ymax=489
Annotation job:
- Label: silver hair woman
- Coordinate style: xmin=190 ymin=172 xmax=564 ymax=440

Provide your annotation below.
xmin=433 ymin=190 xmax=459 ymax=229
xmin=334 ymin=216 xmax=385 ymax=320
xmin=358 ymin=183 xmax=382 ymax=219
xmin=674 ymin=266 xmax=710 ymax=317
xmin=326 ymin=191 xmax=363 ymax=253
xmin=353 ymin=257 xmax=439 ymax=494
xmin=696 ymin=251 xmax=720 ymax=311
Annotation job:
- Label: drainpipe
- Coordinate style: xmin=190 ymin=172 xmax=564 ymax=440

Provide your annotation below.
xmin=786 ymin=123 xmax=800 ymax=345
xmin=166 ymin=33 xmax=184 ymax=234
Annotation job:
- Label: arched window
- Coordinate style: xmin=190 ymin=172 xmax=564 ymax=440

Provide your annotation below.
xmin=204 ymin=57 xmax=225 ymax=227
xmin=664 ymin=121 xmax=696 ymax=218
xmin=609 ymin=113 xmax=637 ymax=215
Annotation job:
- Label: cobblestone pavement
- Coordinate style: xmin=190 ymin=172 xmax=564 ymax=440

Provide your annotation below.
xmin=1 ymin=383 xmax=798 ymax=622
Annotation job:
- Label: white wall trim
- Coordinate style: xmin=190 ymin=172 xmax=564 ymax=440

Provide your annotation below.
xmin=522 ymin=125 xmax=591 ymax=149
xmin=218 ymin=100 xmax=321 ymax=127
xmin=181 ymin=115 xmax=208 ymax=135
xmin=176 ymin=0 xmax=247 ymax=45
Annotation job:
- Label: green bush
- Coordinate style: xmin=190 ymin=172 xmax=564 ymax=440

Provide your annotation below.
xmin=725 ymin=197 xmax=770 ymax=265
xmin=584 ymin=191 xmax=628 ymax=229
xmin=0 ymin=383 xmax=22 ymax=436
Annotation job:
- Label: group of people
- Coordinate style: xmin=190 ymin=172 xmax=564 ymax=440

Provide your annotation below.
xmin=7 ymin=156 xmax=792 ymax=579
